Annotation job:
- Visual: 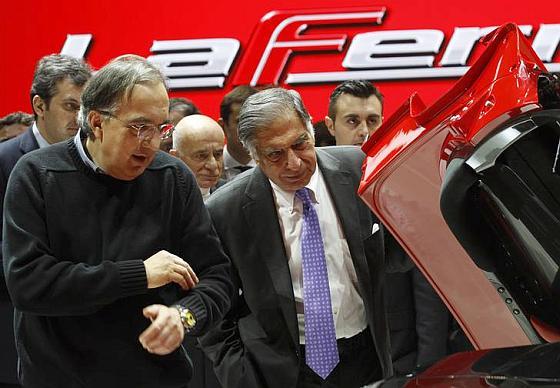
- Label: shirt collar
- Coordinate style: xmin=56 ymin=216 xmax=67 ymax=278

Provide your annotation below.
xmin=73 ymin=129 xmax=105 ymax=174
xmin=269 ymin=162 xmax=320 ymax=213
xmin=32 ymin=122 xmax=50 ymax=149
xmin=223 ymin=146 xmax=256 ymax=169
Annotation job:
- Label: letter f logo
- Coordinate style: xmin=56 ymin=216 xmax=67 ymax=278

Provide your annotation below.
xmin=233 ymin=7 xmax=386 ymax=86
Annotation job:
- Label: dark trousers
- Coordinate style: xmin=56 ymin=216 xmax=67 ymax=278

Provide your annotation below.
xmin=297 ymin=328 xmax=381 ymax=388
xmin=183 ymin=337 xmax=222 ymax=388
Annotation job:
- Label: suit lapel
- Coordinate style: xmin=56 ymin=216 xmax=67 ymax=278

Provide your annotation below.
xmin=19 ymin=127 xmax=39 ymax=154
xmin=317 ymin=149 xmax=374 ymax=307
xmin=242 ymin=167 xmax=299 ymax=346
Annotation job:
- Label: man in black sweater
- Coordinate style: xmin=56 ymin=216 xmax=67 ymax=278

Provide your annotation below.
xmin=2 ymin=55 xmax=232 ymax=388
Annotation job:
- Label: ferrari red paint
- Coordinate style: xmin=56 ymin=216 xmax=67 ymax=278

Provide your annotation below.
xmin=360 ymin=24 xmax=547 ymax=350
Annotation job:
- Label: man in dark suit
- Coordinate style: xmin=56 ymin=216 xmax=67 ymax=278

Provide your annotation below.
xmin=0 ymin=54 xmax=91 ymax=387
xmin=200 ymin=88 xmax=410 ymax=388
xmin=325 ymin=80 xmax=450 ymax=373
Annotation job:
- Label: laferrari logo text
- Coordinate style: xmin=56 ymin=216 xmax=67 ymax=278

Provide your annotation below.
xmin=60 ymin=7 xmax=560 ymax=89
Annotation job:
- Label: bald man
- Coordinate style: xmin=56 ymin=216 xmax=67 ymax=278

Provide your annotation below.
xmin=171 ymin=115 xmax=226 ymax=201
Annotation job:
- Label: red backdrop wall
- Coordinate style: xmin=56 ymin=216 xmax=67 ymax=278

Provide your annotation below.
xmin=1 ymin=0 xmax=559 ymax=122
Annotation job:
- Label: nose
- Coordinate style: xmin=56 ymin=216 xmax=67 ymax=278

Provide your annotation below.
xmin=357 ymin=121 xmax=368 ymax=140
xmin=205 ymin=156 xmax=220 ymax=173
xmin=285 ymin=148 xmax=302 ymax=170
xmin=140 ymin=132 xmax=160 ymax=150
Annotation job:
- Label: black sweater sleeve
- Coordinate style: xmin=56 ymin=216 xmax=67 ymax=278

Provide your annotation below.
xmin=3 ymin=158 xmax=148 ymax=316
xmin=171 ymin=168 xmax=233 ymax=336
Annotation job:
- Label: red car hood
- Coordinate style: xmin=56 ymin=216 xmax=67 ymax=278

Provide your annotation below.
xmin=359 ymin=23 xmax=554 ymax=350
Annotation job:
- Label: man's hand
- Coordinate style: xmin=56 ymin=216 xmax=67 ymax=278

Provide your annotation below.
xmin=144 ymin=250 xmax=199 ymax=290
xmin=139 ymin=304 xmax=184 ymax=355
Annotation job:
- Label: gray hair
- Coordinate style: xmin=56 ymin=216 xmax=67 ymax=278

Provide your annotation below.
xmin=30 ymin=54 xmax=92 ymax=118
xmin=238 ymin=88 xmax=314 ymax=159
xmin=78 ymin=54 xmax=167 ymax=138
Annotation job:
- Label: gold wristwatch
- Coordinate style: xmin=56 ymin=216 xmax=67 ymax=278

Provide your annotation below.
xmin=173 ymin=305 xmax=196 ymax=332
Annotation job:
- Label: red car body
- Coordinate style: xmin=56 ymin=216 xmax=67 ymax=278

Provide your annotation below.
xmin=360 ymin=23 xmax=560 ymax=385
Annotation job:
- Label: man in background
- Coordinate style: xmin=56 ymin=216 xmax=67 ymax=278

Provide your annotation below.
xmin=171 ymin=115 xmax=225 ymax=202
xmin=160 ymin=97 xmax=201 ymax=152
xmin=0 ymin=54 xmax=92 ymax=387
xmin=325 ymin=80 xmax=383 ymax=146
xmin=326 ymin=79 xmax=450 ymax=373
xmin=219 ymin=85 xmax=257 ymax=181
xmin=313 ymin=120 xmax=336 ymax=147
xmin=169 ymin=97 xmax=200 ymax=126
xmin=0 ymin=112 xmax=33 ymax=142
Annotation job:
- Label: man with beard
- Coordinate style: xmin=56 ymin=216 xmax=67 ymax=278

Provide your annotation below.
xmin=3 ymin=55 xmax=231 ymax=388
xmin=0 ymin=54 xmax=91 ymax=387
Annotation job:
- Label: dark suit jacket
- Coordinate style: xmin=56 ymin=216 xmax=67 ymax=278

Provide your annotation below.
xmin=200 ymin=146 xmax=409 ymax=388
xmin=0 ymin=126 xmax=38 ymax=384
xmin=385 ymin=268 xmax=450 ymax=374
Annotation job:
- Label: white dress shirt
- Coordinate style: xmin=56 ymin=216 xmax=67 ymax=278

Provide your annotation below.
xmin=31 ymin=122 xmax=50 ymax=149
xmin=200 ymin=187 xmax=211 ymax=202
xmin=222 ymin=146 xmax=256 ymax=181
xmin=269 ymin=164 xmax=367 ymax=344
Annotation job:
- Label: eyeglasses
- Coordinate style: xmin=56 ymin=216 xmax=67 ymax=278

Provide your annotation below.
xmin=258 ymin=134 xmax=313 ymax=163
xmin=99 ymin=111 xmax=174 ymax=141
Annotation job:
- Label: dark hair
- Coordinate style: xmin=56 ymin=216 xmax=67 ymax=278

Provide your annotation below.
xmin=0 ymin=111 xmax=34 ymax=129
xmin=169 ymin=97 xmax=200 ymax=116
xmin=78 ymin=55 xmax=166 ymax=138
xmin=327 ymin=80 xmax=383 ymax=120
xmin=538 ymin=73 xmax=560 ymax=109
xmin=219 ymin=85 xmax=258 ymax=123
xmin=30 ymin=54 xmax=92 ymax=118
xmin=313 ymin=120 xmax=336 ymax=147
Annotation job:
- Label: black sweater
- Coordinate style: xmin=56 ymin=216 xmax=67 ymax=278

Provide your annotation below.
xmin=2 ymin=139 xmax=232 ymax=388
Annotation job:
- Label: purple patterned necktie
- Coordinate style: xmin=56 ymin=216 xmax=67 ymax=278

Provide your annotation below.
xmin=296 ymin=187 xmax=339 ymax=379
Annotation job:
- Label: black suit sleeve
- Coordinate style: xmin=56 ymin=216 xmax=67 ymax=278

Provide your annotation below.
xmin=383 ymin=226 xmax=415 ymax=273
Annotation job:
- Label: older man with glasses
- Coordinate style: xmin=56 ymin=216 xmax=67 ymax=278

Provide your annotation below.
xmin=2 ymin=55 xmax=232 ymax=388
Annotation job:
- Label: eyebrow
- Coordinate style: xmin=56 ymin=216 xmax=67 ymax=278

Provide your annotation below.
xmin=342 ymin=113 xmax=381 ymax=119
xmin=128 ymin=116 xmax=170 ymax=125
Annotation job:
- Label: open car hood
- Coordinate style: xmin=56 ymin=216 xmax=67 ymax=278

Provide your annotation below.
xmin=359 ymin=23 xmax=560 ymax=350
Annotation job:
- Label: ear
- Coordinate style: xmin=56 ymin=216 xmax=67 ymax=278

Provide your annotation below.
xmin=32 ymin=95 xmax=46 ymax=118
xmin=88 ymin=111 xmax=104 ymax=141
xmin=218 ymin=117 xmax=229 ymax=138
xmin=325 ymin=115 xmax=335 ymax=137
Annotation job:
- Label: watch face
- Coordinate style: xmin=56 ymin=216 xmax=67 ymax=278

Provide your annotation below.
xmin=184 ymin=310 xmax=196 ymax=329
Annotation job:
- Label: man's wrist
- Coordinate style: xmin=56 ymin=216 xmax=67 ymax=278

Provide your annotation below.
xmin=172 ymin=305 xmax=197 ymax=333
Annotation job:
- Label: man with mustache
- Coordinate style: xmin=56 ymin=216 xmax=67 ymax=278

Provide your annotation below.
xmin=171 ymin=114 xmax=225 ymax=202
xmin=2 ymin=55 xmax=232 ymax=388
xmin=0 ymin=54 xmax=91 ymax=388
